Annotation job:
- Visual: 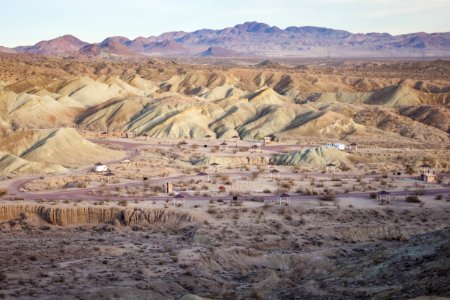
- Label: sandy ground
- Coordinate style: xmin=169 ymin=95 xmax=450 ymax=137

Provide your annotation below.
xmin=0 ymin=199 xmax=449 ymax=299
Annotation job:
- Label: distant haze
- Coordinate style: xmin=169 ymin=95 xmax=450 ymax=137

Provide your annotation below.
xmin=1 ymin=0 xmax=449 ymax=47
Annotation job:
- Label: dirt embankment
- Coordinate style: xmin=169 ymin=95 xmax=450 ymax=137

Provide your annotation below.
xmin=0 ymin=204 xmax=195 ymax=227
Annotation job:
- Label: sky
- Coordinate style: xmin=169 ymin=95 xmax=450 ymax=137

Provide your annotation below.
xmin=1 ymin=0 xmax=449 ymax=47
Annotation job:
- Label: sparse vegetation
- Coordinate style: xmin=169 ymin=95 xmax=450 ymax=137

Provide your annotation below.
xmin=406 ymin=195 xmax=421 ymax=203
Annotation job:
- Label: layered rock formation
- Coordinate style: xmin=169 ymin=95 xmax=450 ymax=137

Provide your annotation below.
xmin=0 ymin=205 xmax=195 ymax=226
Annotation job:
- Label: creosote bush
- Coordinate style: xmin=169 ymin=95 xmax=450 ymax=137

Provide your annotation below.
xmin=319 ymin=194 xmax=336 ymax=201
xmin=406 ymin=195 xmax=421 ymax=203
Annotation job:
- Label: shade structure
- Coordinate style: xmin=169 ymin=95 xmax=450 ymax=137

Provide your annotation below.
xmin=173 ymin=193 xmax=187 ymax=206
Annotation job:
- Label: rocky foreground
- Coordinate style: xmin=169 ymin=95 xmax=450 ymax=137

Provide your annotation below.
xmin=0 ymin=202 xmax=449 ymax=299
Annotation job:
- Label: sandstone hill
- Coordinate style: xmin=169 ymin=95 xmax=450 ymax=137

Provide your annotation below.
xmin=0 ymin=128 xmax=124 ymax=167
xmin=0 ymin=58 xmax=448 ymax=173
xmin=0 ymin=60 xmax=447 ymax=145
xmin=270 ymin=146 xmax=353 ymax=169
xmin=0 ymin=152 xmax=67 ymax=174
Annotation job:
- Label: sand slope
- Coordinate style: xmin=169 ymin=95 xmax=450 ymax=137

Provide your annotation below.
xmin=0 ymin=91 xmax=80 ymax=128
xmin=0 ymin=152 xmax=67 ymax=174
xmin=270 ymin=146 xmax=353 ymax=169
xmin=0 ymin=128 xmax=124 ymax=167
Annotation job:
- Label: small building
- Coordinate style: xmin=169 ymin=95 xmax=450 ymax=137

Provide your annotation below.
xmin=93 ymin=163 xmax=108 ymax=172
xmin=103 ymin=171 xmax=115 ymax=182
xmin=197 ymin=171 xmax=210 ymax=182
xmin=173 ymin=193 xmax=186 ymax=206
xmin=418 ymin=163 xmax=436 ymax=183
xmin=220 ymin=142 xmax=228 ymax=151
xmin=100 ymin=132 xmax=109 ymax=139
xmin=231 ymin=195 xmax=243 ymax=206
xmin=278 ymin=193 xmax=291 ymax=205
xmin=263 ymin=136 xmax=272 ymax=145
xmin=419 ymin=163 xmax=433 ymax=174
xmin=267 ymin=161 xmax=276 ymax=172
xmin=205 ymin=134 xmax=213 ymax=141
xmin=210 ymin=162 xmax=220 ymax=172
xmin=270 ymin=169 xmax=280 ymax=179
xmin=376 ymin=190 xmax=391 ymax=204
xmin=349 ymin=143 xmax=358 ymax=152
xmin=421 ymin=173 xmax=436 ymax=183
xmin=250 ymin=144 xmax=261 ymax=153
xmin=126 ymin=132 xmax=135 ymax=139
xmin=325 ymin=143 xmax=346 ymax=151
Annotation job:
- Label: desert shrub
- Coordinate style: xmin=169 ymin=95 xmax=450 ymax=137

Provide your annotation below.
xmin=76 ymin=182 xmax=87 ymax=188
xmin=251 ymin=172 xmax=259 ymax=180
xmin=435 ymin=194 xmax=443 ymax=200
xmin=117 ymin=200 xmax=128 ymax=206
xmin=406 ymin=195 xmax=421 ymax=203
xmin=151 ymin=186 xmax=163 ymax=193
xmin=319 ymin=194 xmax=336 ymax=201
xmin=207 ymin=206 xmax=217 ymax=214
xmin=0 ymin=189 xmax=7 ymax=197
xmin=280 ymin=182 xmax=292 ymax=189
xmin=369 ymin=192 xmax=377 ymax=199
xmin=263 ymin=189 xmax=271 ymax=194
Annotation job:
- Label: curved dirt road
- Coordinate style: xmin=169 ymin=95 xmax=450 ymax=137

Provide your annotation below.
xmin=1 ymin=138 xmax=449 ymax=203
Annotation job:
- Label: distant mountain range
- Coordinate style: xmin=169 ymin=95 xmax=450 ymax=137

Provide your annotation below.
xmin=2 ymin=22 xmax=450 ymax=58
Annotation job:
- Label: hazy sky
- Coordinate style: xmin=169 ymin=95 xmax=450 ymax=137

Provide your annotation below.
xmin=1 ymin=0 xmax=449 ymax=47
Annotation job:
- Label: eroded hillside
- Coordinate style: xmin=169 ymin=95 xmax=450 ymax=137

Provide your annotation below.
xmin=0 ymin=56 xmax=448 ymax=146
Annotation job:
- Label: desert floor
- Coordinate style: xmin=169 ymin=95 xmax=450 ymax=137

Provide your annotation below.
xmin=0 ymin=136 xmax=449 ymax=299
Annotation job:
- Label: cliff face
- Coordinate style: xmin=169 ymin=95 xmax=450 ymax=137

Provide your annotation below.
xmin=0 ymin=205 xmax=195 ymax=226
